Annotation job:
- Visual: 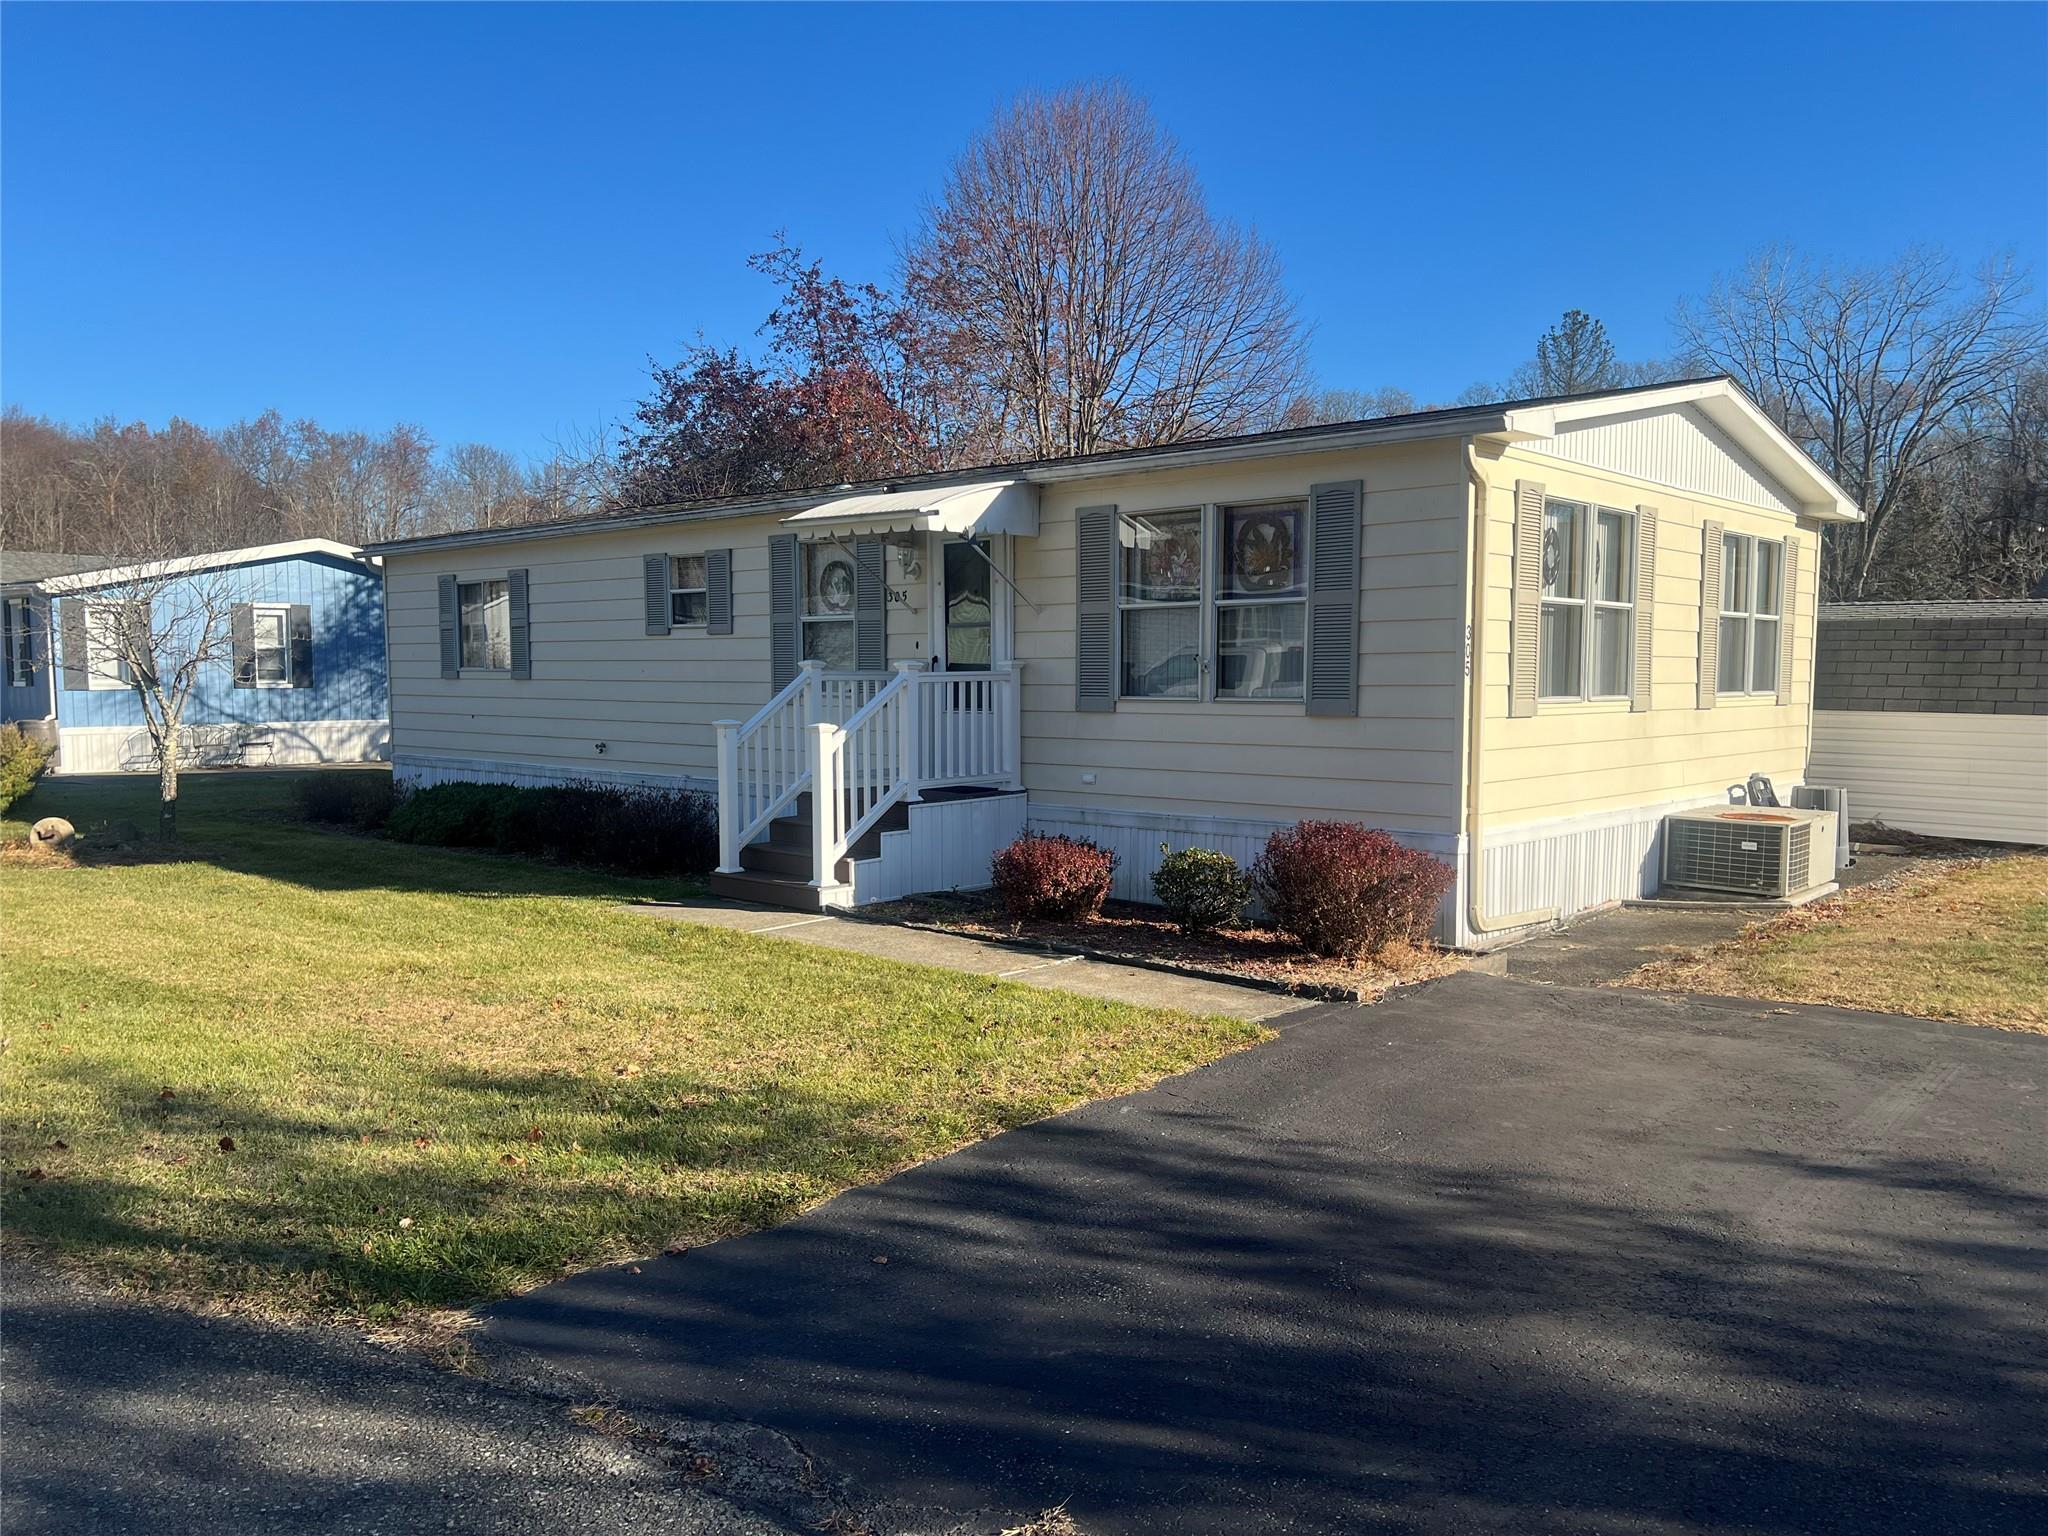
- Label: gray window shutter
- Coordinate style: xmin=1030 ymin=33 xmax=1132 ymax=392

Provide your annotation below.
xmin=288 ymin=603 xmax=314 ymax=689
xmin=1510 ymin=480 xmax=1544 ymax=718
xmin=20 ymin=599 xmax=37 ymax=680
xmin=643 ymin=553 xmax=671 ymax=635
xmin=854 ymin=536 xmax=886 ymax=671
xmin=1306 ymin=479 xmax=1363 ymax=717
xmin=438 ymin=575 xmax=460 ymax=678
xmin=705 ymin=549 xmax=733 ymax=636
xmin=1075 ymin=504 xmax=1118 ymax=712
xmin=231 ymin=603 xmax=256 ymax=688
xmin=768 ymin=534 xmax=799 ymax=692
xmin=60 ymin=600 xmax=87 ymax=691
xmin=2 ymin=604 xmax=12 ymax=684
xmin=1777 ymin=537 xmax=1798 ymax=705
xmin=118 ymin=601 xmax=150 ymax=685
xmin=1631 ymin=506 xmax=1658 ymax=712
xmin=507 ymin=568 xmax=531 ymax=680
xmin=1698 ymin=519 xmax=1724 ymax=710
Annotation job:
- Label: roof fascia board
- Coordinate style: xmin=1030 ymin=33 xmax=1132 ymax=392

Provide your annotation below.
xmin=40 ymin=538 xmax=373 ymax=594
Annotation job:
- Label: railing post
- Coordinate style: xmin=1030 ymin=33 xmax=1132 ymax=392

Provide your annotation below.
xmin=798 ymin=659 xmax=825 ymax=726
xmin=808 ymin=720 xmax=838 ymax=889
xmin=1002 ymin=662 xmax=1024 ymax=790
xmin=713 ymin=719 xmax=742 ymax=873
xmin=894 ymin=660 xmax=925 ymax=802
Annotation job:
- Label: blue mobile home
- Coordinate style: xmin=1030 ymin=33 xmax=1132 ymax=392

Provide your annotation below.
xmin=2 ymin=539 xmax=389 ymax=773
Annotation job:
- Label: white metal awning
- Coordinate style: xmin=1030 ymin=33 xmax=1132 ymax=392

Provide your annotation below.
xmin=780 ymin=479 xmax=1039 ymax=540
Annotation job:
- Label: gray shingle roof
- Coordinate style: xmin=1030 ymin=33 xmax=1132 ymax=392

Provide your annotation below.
xmin=1820 ymin=599 xmax=2048 ymax=622
xmin=1 ymin=551 xmax=115 ymax=586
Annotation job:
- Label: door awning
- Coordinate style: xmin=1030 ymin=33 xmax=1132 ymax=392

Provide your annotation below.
xmin=780 ymin=479 xmax=1039 ymax=540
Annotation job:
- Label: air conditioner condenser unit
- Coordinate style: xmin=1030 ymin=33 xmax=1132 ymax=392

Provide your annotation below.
xmin=1662 ymin=805 xmax=1838 ymax=899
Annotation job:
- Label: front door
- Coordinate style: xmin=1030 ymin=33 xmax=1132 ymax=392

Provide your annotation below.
xmin=940 ymin=537 xmax=993 ymax=671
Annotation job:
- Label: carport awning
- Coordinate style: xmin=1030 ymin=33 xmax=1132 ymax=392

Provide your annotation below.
xmin=780 ymin=479 xmax=1039 ymax=540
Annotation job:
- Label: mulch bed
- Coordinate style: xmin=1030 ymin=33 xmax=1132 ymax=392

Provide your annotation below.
xmin=858 ymin=891 xmax=1464 ymax=1003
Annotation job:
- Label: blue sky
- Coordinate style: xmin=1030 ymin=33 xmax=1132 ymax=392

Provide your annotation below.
xmin=4 ymin=2 xmax=2044 ymax=462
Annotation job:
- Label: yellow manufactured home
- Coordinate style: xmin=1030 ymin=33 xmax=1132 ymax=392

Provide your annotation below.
xmin=368 ymin=378 xmax=1860 ymax=947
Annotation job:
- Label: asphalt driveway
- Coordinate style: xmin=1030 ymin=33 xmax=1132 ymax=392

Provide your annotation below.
xmin=488 ymin=973 xmax=2048 ymax=1535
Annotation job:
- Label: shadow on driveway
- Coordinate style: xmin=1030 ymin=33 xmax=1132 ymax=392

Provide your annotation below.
xmin=487 ymin=973 xmax=2048 ymax=1535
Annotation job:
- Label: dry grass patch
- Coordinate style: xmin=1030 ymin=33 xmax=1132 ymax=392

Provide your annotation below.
xmin=1628 ymin=854 xmax=2048 ymax=1032
xmin=2 ymin=772 xmax=1265 ymax=1325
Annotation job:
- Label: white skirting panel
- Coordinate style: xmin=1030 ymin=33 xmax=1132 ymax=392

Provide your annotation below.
xmin=393 ymin=751 xmax=712 ymax=796
xmin=56 ymin=719 xmax=390 ymax=775
xmin=1808 ymin=709 xmax=2048 ymax=845
xmin=847 ymin=791 xmax=1029 ymax=905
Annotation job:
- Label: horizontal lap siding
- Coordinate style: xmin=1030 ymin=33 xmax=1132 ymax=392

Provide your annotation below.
xmin=1477 ymin=449 xmax=1819 ymax=828
xmin=1016 ymin=442 xmax=1467 ymax=834
xmin=1809 ymin=709 xmax=2048 ymax=844
xmin=386 ymin=516 xmax=783 ymax=781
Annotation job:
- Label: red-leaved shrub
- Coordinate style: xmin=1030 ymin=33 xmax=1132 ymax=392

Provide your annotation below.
xmin=991 ymin=833 xmax=1118 ymax=921
xmin=1251 ymin=820 xmax=1454 ymax=958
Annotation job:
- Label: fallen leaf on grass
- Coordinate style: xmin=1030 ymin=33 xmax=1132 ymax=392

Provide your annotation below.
xmin=218 ymin=1137 xmax=236 ymax=1152
xmin=525 ymin=1126 xmax=544 ymax=1143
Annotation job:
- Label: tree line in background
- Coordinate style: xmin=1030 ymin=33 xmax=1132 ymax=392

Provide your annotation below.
xmin=5 ymin=82 xmax=2042 ymax=600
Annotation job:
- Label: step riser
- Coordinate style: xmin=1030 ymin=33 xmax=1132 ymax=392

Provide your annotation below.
xmin=741 ymin=843 xmax=811 ymax=878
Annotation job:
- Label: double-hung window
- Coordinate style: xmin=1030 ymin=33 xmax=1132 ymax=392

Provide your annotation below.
xmin=1540 ymin=500 xmax=1634 ymax=701
xmin=1719 ymin=533 xmax=1782 ymax=695
xmin=1117 ymin=503 xmax=1308 ymax=702
xmin=83 ymin=601 xmax=131 ymax=690
xmin=458 ymin=579 xmax=510 ymax=671
xmin=801 ymin=542 xmax=857 ymax=669
xmin=249 ymin=604 xmax=291 ymax=686
xmin=669 ymin=555 xmax=708 ymax=628
xmin=1215 ymin=501 xmax=1307 ymax=700
xmin=1119 ymin=510 xmax=1203 ymax=699
xmin=5 ymin=598 xmax=32 ymax=685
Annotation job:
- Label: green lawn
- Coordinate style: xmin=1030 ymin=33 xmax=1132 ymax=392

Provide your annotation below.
xmin=1 ymin=771 xmax=1264 ymax=1322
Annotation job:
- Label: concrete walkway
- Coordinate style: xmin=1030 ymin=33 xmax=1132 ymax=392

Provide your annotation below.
xmin=629 ymin=898 xmax=1309 ymax=1022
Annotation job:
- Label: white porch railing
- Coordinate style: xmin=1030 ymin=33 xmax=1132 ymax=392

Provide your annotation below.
xmin=715 ymin=661 xmax=1022 ymax=886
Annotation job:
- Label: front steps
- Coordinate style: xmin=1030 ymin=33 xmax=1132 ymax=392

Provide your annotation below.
xmin=706 ymin=786 xmax=1024 ymax=913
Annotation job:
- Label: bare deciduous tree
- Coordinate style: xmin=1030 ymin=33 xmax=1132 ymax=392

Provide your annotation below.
xmin=1676 ymin=246 xmax=2046 ymax=597
xmin=904 ymin=81 xmax=1307 ymax=460
xmin=58 ymin=549 xmax=238 ymax=837
xmin=1277 ymin=387 xmax=1418 ymax=427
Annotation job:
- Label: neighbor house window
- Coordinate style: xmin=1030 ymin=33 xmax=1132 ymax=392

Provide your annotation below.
xmin=1719 ymin=533 xmax=1782 ymax=696
xmin=801 ymin=542 xmax=856 ymax=669
xmin=5 ymin=598 xmax=32 ymax=685
xmin=670 ymin=555 xmax=708 ymax=628
xmin=458 ymin=579 xmax=510 ymax=670
xmin=1540 ymin=500 xmax=1634 ymax=700
xmin=84 ymin=601 xmax=131 ymax=690
xmin=249 ymin=604 xmax=291 ymax=687
xmin=1119 ymin=510 xmax=1202 ymax=698
xmin=1215 ymin=501 xmax=1306 ymax=700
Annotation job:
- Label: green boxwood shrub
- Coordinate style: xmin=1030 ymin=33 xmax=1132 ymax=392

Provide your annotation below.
xmin=293 ymin=773 xmax=396 ymax=830
xmin=0 ymin=725 xmax=52 ymax=816
xmin=1150 ymin=844 xmax=1252 ymax=936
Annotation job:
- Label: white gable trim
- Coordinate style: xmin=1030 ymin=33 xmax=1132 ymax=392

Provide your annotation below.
xmin=40 ymin=539 xmax=374 ymax=594
xmin=1508 ymin=401 xmax=1804 ymax=517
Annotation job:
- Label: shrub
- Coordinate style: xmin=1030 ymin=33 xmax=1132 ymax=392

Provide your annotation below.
xmin=1150 ymin=844 xmax=1251 ymax=936
xmin=386 ymin=781 xmax=519 ymax=849
xmin=991 ymin=832 xmax=1118 ymax=922
xmin=1251 ymin=820 xmax=1455 ymax=959
xmin=0 ymin=725 xmax=51 ymax=815
xmin=293 ymin=773 xmax=396 ymax=830
xmin=384 ymin=778 xmax=717 ymax=879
